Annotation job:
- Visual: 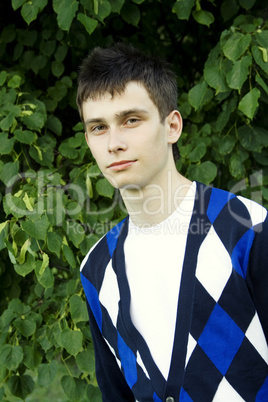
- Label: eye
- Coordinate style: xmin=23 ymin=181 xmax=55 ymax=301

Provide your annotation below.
xmin=126 ymin=118 xmax=140 ymax=125
xmin=91 ymin=125 xmax=107 ymax=133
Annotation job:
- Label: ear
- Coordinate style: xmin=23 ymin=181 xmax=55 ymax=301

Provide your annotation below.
xmin=166 ymin=110 xmax=183 ymax=144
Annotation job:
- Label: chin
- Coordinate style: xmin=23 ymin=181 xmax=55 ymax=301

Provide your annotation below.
xmin=105 ymin=175 xmax=140 ymax=191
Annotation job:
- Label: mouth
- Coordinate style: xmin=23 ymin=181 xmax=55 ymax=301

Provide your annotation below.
xmin=108 ymin=160 xmax=137 ymax=171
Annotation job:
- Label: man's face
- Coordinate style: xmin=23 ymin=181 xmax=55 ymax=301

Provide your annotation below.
xmin=82 ymin=82 xmax=181 ymax=191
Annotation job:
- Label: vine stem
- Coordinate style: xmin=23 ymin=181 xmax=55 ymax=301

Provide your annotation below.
xmin=61 ymin=355 xmax=73 ymax=377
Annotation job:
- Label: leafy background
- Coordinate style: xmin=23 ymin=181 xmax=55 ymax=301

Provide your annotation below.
xmin=0 ymin=0 xmax=268 ymax=400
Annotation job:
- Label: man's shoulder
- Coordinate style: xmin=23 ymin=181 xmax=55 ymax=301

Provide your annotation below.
xmin=199 ymin=182 xmax=267 ymax=229
xmin=80 ymin=217 xmax=128 ymax=274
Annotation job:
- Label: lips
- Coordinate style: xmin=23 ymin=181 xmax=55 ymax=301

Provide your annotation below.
xmin=108 ymin=160 xmax=136 ymax=171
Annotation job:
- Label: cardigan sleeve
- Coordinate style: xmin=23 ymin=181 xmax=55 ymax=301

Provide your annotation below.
xmin=86 ymin=301 xmax=135 ymax=402
xmin=247 ymin=214 xmax=268 ymax=343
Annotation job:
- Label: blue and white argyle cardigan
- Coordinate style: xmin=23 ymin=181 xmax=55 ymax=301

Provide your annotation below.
xmin=80 ymin=182 xmax=268 ymax=402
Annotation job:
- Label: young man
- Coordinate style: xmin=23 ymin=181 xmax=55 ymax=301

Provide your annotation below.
xmin=77 ymin=43 xmax=268 ymax=401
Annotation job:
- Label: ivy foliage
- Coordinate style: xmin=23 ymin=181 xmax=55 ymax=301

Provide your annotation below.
xmin=0 ymin=0 xmax=268 ymax=400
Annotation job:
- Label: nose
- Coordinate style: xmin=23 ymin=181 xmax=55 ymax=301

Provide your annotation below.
xmin=108 ymin=128 xmax=127 ymax=153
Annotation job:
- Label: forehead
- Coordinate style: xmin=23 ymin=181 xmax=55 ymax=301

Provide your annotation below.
xmin=82 ymin=82 xmax=157 ymax=120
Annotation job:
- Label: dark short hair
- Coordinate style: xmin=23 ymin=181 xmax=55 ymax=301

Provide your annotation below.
xmin=77 ymin=42 xmax=180 ymax=161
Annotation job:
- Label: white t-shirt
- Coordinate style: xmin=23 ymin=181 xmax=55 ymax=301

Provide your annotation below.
xmin=124 ymin=182 xmax=196 ymax=380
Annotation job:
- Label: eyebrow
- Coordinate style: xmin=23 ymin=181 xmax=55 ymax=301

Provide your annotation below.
xmin=84 ymin=108 xmax=149 ymax=126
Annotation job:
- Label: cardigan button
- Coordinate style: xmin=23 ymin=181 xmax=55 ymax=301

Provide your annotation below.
xmin=166 ymin=398 xmax=175 ymax=402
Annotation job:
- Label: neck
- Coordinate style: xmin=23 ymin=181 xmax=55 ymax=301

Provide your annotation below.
xmin=120 ymin=170 xmax=192 ymax=227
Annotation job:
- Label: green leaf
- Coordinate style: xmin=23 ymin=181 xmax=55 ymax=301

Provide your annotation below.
xmin=215 ymin=98 xmax=237 ymax=133
xmin=70 ymin=294 xmax=88 ymax=323
xmin=39 ymin=252 xmax=49 ymax=275
xmin=12 ymin=0 xmax=26 ymax=10
xmin=60 ymin=328 xmax=83 ymax=355
xmin=93 ymin=0 xmax=111 ymax=22
xmin=17 ymin=238 xmax=31 ymax=264
xmin=61 ymin=375 xmax=86 ymax=400
xmin=18 ymin=29 xmax=38 ymax=46
xmin=238 ymin=88 xmax=260 ymax=119
xmin=47 ymin=231 xmax=62 ymax=257
xmin=189 ymin=143 xmax=207 ymax=162
xmin=13 ymin=314 xmax=37 ymax=337
xmin=255 ymin=31 xmax=268 ymax=50
xmin=22 ymin=111 xmax=46 ymax=131
xmin=86 ymin=173 xmax=93 ymax=198
xmin=96 ymin=179 xmax=114 ymax=198
xmin=37 ymin=361 xmax=58 ymax=387
xmin=77 ymin=13 xmax=98 ymax=35
xmin=0 ymin=111 xmax=17 ymax=131
xmin=0 ymin=221 xmax=9 ymax=235
xmin=23 ymin=346 xmax=43 ymax=370
xmin=68 ymin=132 xmax=84 ymax=148
xmin=1 ymin=25 xmax=16 ymax=43
xmin=0 ymin=70 xmax=7 ymax=85
xmin=188 ymin=161 xmax=217 ymax=184
xmin=110 ymin=0 xmax=125 ymax=13
xmin=258 ymin=47 xmax=268 ymax=63
xmin=46 ymin=115 xmax=62 ymax=135
xmin=35 ymin=0 xmax=48 ymax=11
xmin=0 ymin=344 xmax=23 ymax=370
xmin=63 ymin=244 xmax=76 ymax=268
xmin=172 ymin=0 xmax=194 ymax=20
xmin=66 ymin=220 xmax=85 ymax=248
xmin=230 ymin=152 xmax=246 ymax=178
xmin=8 ymin=298 xmax=31 ymax=315
xmin=226 ymin=55 xmax=252 ymax=90
xmin=188 ymin=81 xmax=209 ymax=110
xmin=21 ymin=214 xmax=50 ymax=240
xmin=8 ymin=74 xmax=22 ymax=88
xmin=53 ymin=0 xmax=79 ymax=31
xmin=14 ymin=129 xmax=37 ymax=144
xmin=218 ymin=136 xmax=236 ymax=155
xmin=51 ymin=60 xmax=64 ymax=77
xmin=24 ymin=186 xmax=37 ymax=212
xmin=40 ymin=39 xmax=56 ymax=57
xmin=31 ymin=54 xmax=47 ymax=74
xmin=59 ymin=141 xmax=79 ymax=159
xmin=36 ymin=326 xmax=53 ymax=353
xmin=193 ymin=9 xmax=214 ymax=27
xmin=0 ymin=161 xmax=19 ymax=186
xmin=220 ymin=0 xmax=239 ymax=22
xmin=256 ymin=75 xmax=268 ymax=95
xmin=239 ymin=0 xmax=256 ymax=9
xmin=4 ymin=193 xmax=27 ymax=218
xmin=86 ymin=384 xmax=102 ymax=401
xmin=12 ymin=44 xmax=24 ymax=61
xmin=204 ymin=65 xmax=229 ymax=94
xmin=14 ymin=253 xmax=36 ymax=277
xmin=36 ymin=259 xmax=54 ymax=289
xmin=254 ymin=151 xmax=268 ymax=166
xmin=7 ymin=374 xmax=35 ymax=400
xmin=0 ymin=309 xmax=16 ymax=327
xmin=21 ymin=2 xmax=39 ymax=25
xmin=76 ymin=349 xmax=95 ymax=373
xmin=29 ymin=135 xmax=56 ymax=167
xmin=121 ymin=3 xmax=140 ymax=26
xmin=238 ymin=125 xmax=268 ymax=152
xmin=0 ymin=132 xmax=15 ymax=154
xmin=55 ymin=44 xmax=68 ymax=62
xmin=222 ymin=32 xmax=251 ymax=61
xmin=252 ymin=45 xmax=268 ymax=74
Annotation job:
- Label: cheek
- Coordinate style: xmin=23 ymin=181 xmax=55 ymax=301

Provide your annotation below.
xmin=87 ymin=138 xmax=103 ymax=158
